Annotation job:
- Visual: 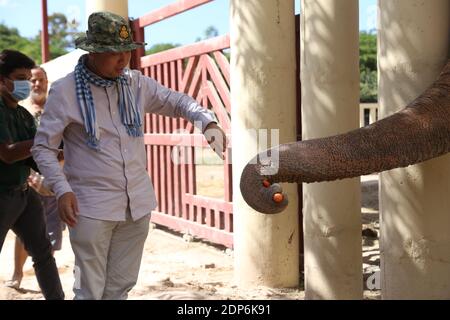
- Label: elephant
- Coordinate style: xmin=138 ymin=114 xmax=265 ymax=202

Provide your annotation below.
xmin=240 ymin=60 xmax=450 ymax=214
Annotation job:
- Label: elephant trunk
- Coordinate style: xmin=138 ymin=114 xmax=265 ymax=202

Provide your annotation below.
xmin=240 ymin=60 xmax=450 ymax=214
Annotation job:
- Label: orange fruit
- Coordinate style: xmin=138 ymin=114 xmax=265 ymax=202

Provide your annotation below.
xmin=273 ymin=193 xmax=284 ymax=203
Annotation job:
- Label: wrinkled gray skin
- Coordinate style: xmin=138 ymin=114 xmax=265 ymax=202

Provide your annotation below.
xmin=240 ymin=60 xmax=450 ymax=214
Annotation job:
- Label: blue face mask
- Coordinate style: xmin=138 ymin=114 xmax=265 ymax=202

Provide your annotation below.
xmin=11 ymin=80 xmax=31 ymax=101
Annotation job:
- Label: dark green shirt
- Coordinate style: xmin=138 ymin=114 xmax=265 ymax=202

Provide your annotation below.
xmin=0 ymin=97 xmax=37 ymax=192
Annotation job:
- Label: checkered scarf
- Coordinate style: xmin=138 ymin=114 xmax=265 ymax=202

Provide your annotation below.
xmin=74 ymin=54 xmax=142 ymax=151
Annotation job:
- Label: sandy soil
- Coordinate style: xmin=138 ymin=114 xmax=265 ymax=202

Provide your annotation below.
xmin=0 ymin=170 xmax=380 ymax=300
xmin=0 ymin=227 xmax=305 ymax=300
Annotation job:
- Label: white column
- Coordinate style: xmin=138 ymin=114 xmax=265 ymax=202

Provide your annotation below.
xmin=378 ymin=0 xmax=450 ymax=299
xmin=85 ymin=0 xmax=128 ymax=20
xmin=301 ymin=0 xmax=362 ymax=299
xmin=230 ymin=0 xmax=299 ymax=287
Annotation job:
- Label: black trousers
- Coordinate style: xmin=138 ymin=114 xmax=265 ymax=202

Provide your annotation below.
xmin=0 ymin=187 xmax=64 ymax=300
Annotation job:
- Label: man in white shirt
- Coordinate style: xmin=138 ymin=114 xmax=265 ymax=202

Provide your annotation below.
xmin=32 ymin=11 xmax=226 ymax=300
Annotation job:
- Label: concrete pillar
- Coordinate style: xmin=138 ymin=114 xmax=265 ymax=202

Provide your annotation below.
xmin=301 ymin=0 xmax=362 ymax=299
xmin=378 ymin=0 xmax=450 ymax=299
xmin=85 ymin=0 xmax=128 ymax=20
xmin=230 ymin=0 xmax=299 ymax=287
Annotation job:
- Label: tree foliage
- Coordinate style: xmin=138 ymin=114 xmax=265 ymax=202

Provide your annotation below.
xmin=360 ymin=31 xmax=377 ymax=102
xmin=0 ymin=23 xmax=41 ymax=63
xmin=0 ymin=13 xmax=82 ymax=64
xmin=145 ymin=43 xmax=179 ymax=55
xmin=47 ymin=13 xmax=82 ymax=57
xmin=195 ymin=25 xmax=219 ymax=42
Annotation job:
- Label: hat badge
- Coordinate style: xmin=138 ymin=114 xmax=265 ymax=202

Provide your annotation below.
xmin=119 ymin=25 xmax=129 ymax=39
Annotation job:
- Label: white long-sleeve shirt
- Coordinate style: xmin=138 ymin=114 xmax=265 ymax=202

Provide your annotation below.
xmin=32 ymin=69 xmax=215 ymax=221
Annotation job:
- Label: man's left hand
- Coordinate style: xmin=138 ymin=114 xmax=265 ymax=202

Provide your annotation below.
xmin=203 ymin=122 xmax=227 ymax=160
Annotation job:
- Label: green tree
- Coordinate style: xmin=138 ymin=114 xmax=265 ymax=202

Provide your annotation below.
xmin=0 ymin=23 xmax=41 ymax=63
xmin=145 ymin=43 xmax=179 ymax=55
xmin=195 ymin=25 xmax=219 ymax=42
xmin=0 ymin=13 xmax=81 ymax=65
xmin=195 ymin=25 xmax=229 ymax=61
xmin=360 ymin=31 xmax=377 ymax=102
xmin=360 ymin=68 xmax=377 ymax=102
xmin=46 ymin=13 xmax=83 ymax=59
xmin=144 ymin=26 xmax=221 ymax=57
xmin=50 ymin=14 xmax=82 ymax=47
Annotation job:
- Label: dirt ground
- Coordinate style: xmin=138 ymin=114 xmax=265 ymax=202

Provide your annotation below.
xmin=0 ymin=170 xmax=380 ymax=300
xmin=0 ymin=226 xmax=305 ymax=300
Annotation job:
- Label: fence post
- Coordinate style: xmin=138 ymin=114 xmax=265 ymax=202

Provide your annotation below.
xmin=295 ymin=13 xmax=304 ymax=274
xmin=130 ymin=19 xmax=145 ymax=70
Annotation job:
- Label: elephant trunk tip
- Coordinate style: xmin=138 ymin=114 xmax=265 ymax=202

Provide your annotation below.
xmin=240 ymin=163 xmax=289 ymax=214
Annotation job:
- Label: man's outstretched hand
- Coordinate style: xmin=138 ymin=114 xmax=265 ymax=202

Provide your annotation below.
xmin=203 ymin=122 xmax=227 ymax=160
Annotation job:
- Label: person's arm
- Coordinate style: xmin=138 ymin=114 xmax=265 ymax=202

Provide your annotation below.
xmin=138 ymin=72 xmax=227 ymax=157
xmin=32 ymin=81 xmax=79 ymax=227
xmin=0 ymin=140 xmax=34 ymax=164
xmin=31 ymin=81 xmax=72 ymax=199
xmin=139 ymin=72 xmax=216 ymax=133
xmin=0 ymin=109 xmax=33 ymax=163
xmin=24 ymin=155 xmax=40 ymax=173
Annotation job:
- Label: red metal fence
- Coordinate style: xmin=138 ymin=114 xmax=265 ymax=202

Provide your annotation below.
xmin=130 ymin=0 xmax=233 ymax=248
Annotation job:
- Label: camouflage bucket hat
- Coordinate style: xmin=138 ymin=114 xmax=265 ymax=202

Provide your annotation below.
xmin=75 ymin=12 xmax=146 ymax=53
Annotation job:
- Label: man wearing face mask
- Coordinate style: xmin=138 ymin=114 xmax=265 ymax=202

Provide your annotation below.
xmin=6 ymin=66 xmax=66 ymax=291
xmin=0 ymin=49 xmax=64 ymax=300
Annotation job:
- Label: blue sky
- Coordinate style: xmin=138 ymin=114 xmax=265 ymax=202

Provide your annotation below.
xmin=0 ymin=0 xmax=377 ymax=49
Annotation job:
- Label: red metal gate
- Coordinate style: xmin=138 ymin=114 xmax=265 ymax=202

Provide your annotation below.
xmin=130 ymin=0 xmax=233 ymax=248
